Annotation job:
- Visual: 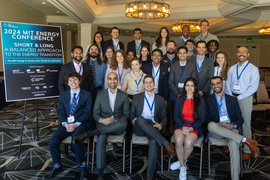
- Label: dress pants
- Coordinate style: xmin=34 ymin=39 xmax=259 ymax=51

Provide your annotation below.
xmin=133 ymin=116 xmax=167 ymax=178
xmin=96 ymin=118 xmax=127 ymax=169
xmin=238 ymin=96 xmax=253 ymax=153
xmin=50 ymin=125 xmax=87 ymax=165
xmin=208 ymin=122 xmax=243 ymax=180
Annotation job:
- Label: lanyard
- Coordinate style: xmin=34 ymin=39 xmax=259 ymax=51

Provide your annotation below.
xmin=216 ymin=96 xmax=223 ymax=114
xmin=197 ymin=59 xmax=204 ymax=72
xmin=144 ymin=94 xmax=155 ymax=115
xmin=200 ymin=32 xmax=209 ymax=41
xmin=236 ymin=62 xmax=249 ymax=82
xmin=152 ymin=64 xmax=160 ymax=79
xmin=216 ymin=67 xmax=220 ymax=76
xmin=117 ymin=66 xmax=124 ymax=82
xmin=141 ymin=59 xmax=147 ymax=67
xmin=135 ymin=41 xmax=142 ymax=54
xmin=209 ymin=54 xmax=216 ymax=61
xmin=181 ymin=36 xmax=187 ymax=43
xmin=187 ymin=53 xmax=194 ymax=60
xmin=167 ymin=57 xmax=175 ymax=64
xmin=135 ymin=74 xmax=143 ymax=90
xmin=70 ymin=91 xmax=80 ymax=115
xmin=181 ymin=70 xmax=185 ymax=82
xmin=111 ymin=38 xmax=119 ymax=50
xmin=78 ymin=65 xmax=82 ymax=74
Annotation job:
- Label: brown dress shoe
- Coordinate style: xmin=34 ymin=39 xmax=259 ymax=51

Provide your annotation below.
xmin=165 ymin=143 xmax=175 ymax=159
xmin=242 ymin=153 xmax=252 ymax=160
xmin=244 ymin=138 xmax=259 ymax=158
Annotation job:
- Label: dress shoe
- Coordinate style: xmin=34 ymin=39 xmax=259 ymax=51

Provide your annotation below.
xmin=80 ymin=166 xmax=89 ymax=180
xmin=42 ymin=164 xmax=63 ymax=180
xmin=165 ymin=143 xmax=175 ymax=159
xmin=73 ymin=132 xmax=88 ymax=145
xmin=242 ymin=153 xmax=252 ymax=160
xmin=244 ymin=138 xmax=259 ymax=158
xmin=144 ymin=178 xmax=152 ymax=180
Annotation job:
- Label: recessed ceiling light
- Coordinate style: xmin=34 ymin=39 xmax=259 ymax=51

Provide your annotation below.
xmin=56 ymin=11 xmax=60 ymax=13
xmin=126 ymin=31 xmax=128 ymax=33
xmin=66 ymin=24 xmax=69 ymax=25
xmin=74 ymin=28 xmax=77 ymax=30
xmin=42 ymin=2 xmax=46 ymax=5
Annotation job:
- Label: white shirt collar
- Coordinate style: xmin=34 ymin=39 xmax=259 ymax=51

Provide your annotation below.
xmin=108 ymin=88 xmax=117 ymax=96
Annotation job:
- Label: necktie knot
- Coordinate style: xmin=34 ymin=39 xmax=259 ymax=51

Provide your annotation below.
xmin=73 ymin=93 xmax=77 ymax=98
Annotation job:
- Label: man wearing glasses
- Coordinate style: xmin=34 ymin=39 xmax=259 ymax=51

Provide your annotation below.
xmin=161 ymin=40 xmax=179 ymax=73
xmin=226 ymin=46 xmax=260 ymax=160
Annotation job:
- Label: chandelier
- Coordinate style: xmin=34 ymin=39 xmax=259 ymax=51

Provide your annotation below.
xmin=258 ymin=22 xmax=270 ymax=35
xmin=125 ymin=0 xmax=170 ymax=19
xmin=172 ymin=21 xmax=201 ymax=33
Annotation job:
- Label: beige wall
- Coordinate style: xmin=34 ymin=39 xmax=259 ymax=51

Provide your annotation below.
xmin=0 ymin=0 xmax=47 ymax=71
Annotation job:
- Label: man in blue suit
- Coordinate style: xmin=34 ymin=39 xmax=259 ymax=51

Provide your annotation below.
xmin=205 ymin=76 xmax=258 ymax=180
xmin=43 ymin=72 xmax=92 ymax=180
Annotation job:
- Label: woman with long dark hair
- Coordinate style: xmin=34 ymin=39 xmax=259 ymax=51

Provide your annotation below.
xmin=93 ymin=32 xmax=104 ymax=60
xmin=170 ymin=78 xmax=206 ymax=180
xmin=152 ymin=27 xmax=170 ymax=55
xmin=103 ymin=46 xmax=115 ymax=68
xmin=139 ymin=45 xmax=151 ymax=67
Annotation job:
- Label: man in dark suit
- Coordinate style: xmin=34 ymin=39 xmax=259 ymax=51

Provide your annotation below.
xmin=43 ymin=72 xmax=92 ymax=180
xmin=205 ymin=76 xmax=258 ymax=180
xmin=161 ymin=40 xmax=179 ymax=72
xmin=58 ymin=45 xmax=94 ymax=96
xmin=130 ymin=75 xmax=175 ymax=180
xmin=190 ymin=40 xmax=214 ymax=96
xmin=103 ymin=27 xmax=124 ymax=54
xmin=127 ymin=28 xmax=150 ymax=58
xmin=142 ymin=48 xmax=168 ymax=104
xmin=74 ymin=72 xmax=130 ymax=180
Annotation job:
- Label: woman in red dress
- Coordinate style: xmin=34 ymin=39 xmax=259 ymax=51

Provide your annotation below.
xmin=170 ymin=77 xmax=206 ymax=180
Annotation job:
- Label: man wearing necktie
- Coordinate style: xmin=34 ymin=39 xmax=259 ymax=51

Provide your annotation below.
xmin=43 ymin=72 xmax=92 ymax=180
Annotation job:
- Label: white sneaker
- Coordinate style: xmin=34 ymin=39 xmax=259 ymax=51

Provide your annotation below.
xmin=170 ymin=161 xmax=180 ymax=170
xmin=179 ymin=167 xmax=187 ymax=180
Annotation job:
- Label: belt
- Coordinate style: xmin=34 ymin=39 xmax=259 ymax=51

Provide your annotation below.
xmin=232 ymin=92 xmax=240 ymax=97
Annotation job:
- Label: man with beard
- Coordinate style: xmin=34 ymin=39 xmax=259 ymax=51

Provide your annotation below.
xmin=73 ymin=72 xmax=130 ymax=180
xmin=205 ymin=76 xmax=258 ymax=180
xmin=161 ymin=40 xmax=179 ymax=72
xmin=58 ymin=45 xmax=94 ymax=96
xmin=226 ymin=46 xmax=260 ymax=160
xmin=84 ymin=43 xmax=107 ymax=100
xmin=103 ymin=27 xmax=124 ymax=54
xmin=205 ymin=40 xmax=219 ymax=62
xmin=190 ymin=40 xmax=214 ymax=96
xmin=174 ymin=25 xmax=191 ymax=49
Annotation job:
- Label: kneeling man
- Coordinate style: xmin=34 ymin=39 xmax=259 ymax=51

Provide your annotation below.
xmin=205 ymin=76 xmax=259 ymax=180
xmin=43 ymin=72 xmax=92 ymax=180
xmin=74 ymin=72 xmax=129 ymax=180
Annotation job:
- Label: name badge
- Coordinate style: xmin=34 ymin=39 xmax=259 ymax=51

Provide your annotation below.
xmin=220 ymin=115 xmax=229 ymax=123
xmin=233 ymin=85 xmax=240 ymax=91
xmin=168 ymin=67 xmax=170 ymax=72
xmin=178 ymin=83 xmax=184 ymax=88
xmin=134 ymin=91 xmax=140 ymax=95
xmin=67 ymin=116 xmax=75 ymax=123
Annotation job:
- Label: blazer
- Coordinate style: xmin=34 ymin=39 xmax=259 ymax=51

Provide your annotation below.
xmin=204 ymin=93 xmax=244 ymax=128
xmin=190 ymin=56 xmax=214 ymax=95
xmin=93 ymin=89 xmax=130 ymax=122
xmin=58 ymin=89 xmax=92 ymax=128
xmin=142 ymin=63 xmax=169 ymax=101
xmin=127 ymin=40 xmax=150 ymax=55
xmin=174 ymin=95 xmax=206 ymax=136
xmin=169 ymin=61 xmax=197 ymax=101
xmin=130 ymin=92 xmax=167 ymax=126
xmin=58 ymin=61 xmax=95 ymax=96
xmin=103 ymin=39 xmax=125 ymax=54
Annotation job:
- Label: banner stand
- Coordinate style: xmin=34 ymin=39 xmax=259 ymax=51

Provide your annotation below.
xmin=17 ymin=97 xmax=58 ymax=159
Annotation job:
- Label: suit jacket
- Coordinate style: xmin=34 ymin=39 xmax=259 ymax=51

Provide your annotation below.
xmin=142 ymin=63 xmax=169 ymax=100
xmin=58 ymin=61 xmax=95 ymax=96
xmin=190 ymin=56 xmax=214 ymax=95
xmin=127 ymin=40 xmax=150 ymax=55
xmin=58 ymin=89 xmax=92 ymax=128
xmin=103 ymin=39 xmax=124 ymax=54
xmin=161 ymin=53 xmax=179 ymax=69
xmin=93 ymin=89 xmax=130 ymax=122
xmin=130 ymin=92 xmax=167 ymax=126
xmin=174 ymin=95 xmax=206 ymax=136
xmin=204 ymin=93 xmax=244 ymax=128
xmin=169 ymin=61 xmax=197 ymax=101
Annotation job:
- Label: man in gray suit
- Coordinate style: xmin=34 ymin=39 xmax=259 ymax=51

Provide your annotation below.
xmin=74 ymin=72 xmax=130 ymax=180
xmin=190 ymin=40 xmax=214 ymax=96
xmin=130 ymin=75 xmax=175 ymax=180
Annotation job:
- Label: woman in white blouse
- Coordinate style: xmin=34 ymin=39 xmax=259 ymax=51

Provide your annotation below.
xmin=152 ymin=27 xmax=170 ymax=55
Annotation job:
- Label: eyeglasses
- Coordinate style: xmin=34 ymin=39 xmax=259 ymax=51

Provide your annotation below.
xmin=74 ymin=52 xmax=83 ymax=55
xmin=237 ymin=51 xmax=248 ymax=54
xmin=153 ymin=54 xmax=161 ymax=57
xmin=167 ymin=45 xmax=175 ymax=47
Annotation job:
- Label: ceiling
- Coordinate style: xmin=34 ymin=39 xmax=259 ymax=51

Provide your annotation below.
xmin=13 ymin=0 xmax=270 ymax=38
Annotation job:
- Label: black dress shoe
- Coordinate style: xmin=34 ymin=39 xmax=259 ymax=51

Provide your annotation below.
xmin=42 ymin=164 xmax=63 ymax=180
xmin=73 ymin=132 xmax=88 ymax=145
xmin=80 ymin=166 xmax=89 ymax=180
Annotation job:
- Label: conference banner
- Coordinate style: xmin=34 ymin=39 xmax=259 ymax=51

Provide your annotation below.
xmin=0 ymin=21 xmax=63 ymax=102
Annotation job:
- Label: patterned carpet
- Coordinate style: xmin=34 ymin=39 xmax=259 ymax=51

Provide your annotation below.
xmin=0 ymin=99 xmax=270 ymax=180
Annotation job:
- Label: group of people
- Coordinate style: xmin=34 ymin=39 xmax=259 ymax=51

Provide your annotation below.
xmin=43 ymin=19 xmax=260 ymax=180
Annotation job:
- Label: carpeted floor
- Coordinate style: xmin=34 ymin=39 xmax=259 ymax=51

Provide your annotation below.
xmin=0 ymin=99 xmax=270 ymax=180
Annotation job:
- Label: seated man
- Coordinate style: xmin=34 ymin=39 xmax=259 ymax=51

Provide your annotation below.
xmin=130 ymin=75 xmax=175 ymax=180
xmin=43 ymin=72 xmax=92 ymax=180
xmin=205 ymin=76 xmax=259 ymax=180
xmin=74 ymin=72 xmax=130 ymax=180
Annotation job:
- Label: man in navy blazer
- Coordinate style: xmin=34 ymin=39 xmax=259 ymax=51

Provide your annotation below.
xmin=205 ymin=76 xmax=258 ymax=180
xmin=103 ymin=27 xmax=124 ymax=54
xmin=142 ymin=48 xmax=168 ymax=103
xmin=58 ymin=45 xmax=94 ymax=96
xmin=127 ymin=28 xmax=150 ymax=58
xmin=43 ymin=72 xmax=92 ymax=180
